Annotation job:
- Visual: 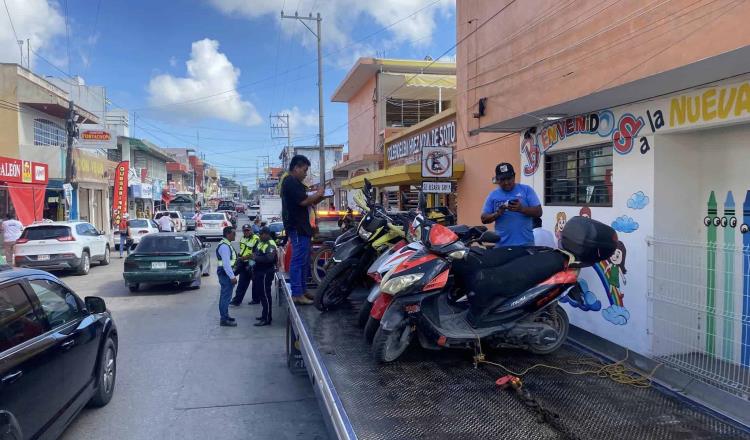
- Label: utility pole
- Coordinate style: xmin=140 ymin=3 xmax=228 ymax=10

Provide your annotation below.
xmin=270 ymin=113 xmax=290 ymax=169
xmin=281 ymin=11 xmax=325 ymax=189
xmin=64 ymin=100 xmax=78 ymax=220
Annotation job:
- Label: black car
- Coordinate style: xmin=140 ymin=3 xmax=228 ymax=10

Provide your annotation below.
xmin=0 ymin=268 xmax=117 ymax=440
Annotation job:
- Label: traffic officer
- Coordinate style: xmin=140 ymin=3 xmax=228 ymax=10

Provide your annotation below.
xmin=253 ymin=226 xmax=278 ymax=327
xmin=216 ymin=226 xmax=238 ymax=327
xmin=230 ymin=224 xmax=259 ymax=306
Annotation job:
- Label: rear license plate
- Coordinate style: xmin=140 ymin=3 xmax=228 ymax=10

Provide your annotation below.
xmin=151 ymin=262 xmax=167 ymax=269
xmin=37 ymin=255 xmax=50 ymax=261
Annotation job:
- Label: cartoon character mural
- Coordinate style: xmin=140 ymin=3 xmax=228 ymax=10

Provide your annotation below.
xmin=554 ymin=211 xmax=567 ymax=247
xmin=598 ymin=241 xmax=631 ymax=325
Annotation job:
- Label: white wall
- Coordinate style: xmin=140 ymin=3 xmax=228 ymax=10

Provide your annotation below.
xmin=18 ymin=105 xmax=66 ymax=179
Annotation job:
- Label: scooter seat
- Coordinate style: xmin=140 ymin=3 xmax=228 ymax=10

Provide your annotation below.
xmin=461 ymin=246 xmax=532 ymax=268
xmin=464 ymin=251 xmax=568 ymax=308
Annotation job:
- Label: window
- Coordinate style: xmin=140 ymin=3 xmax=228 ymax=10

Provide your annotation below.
xmin=0 ymin=283 xmax=44 ymax=352
xmin=544 ymin=143 xmax=613 ymax=206
xmin=200 ymin=213 xmax=225 ymax=220
xmin=191 ymin=236 xmax=202 ymax=251
xmin=128 ymin=219 xmax=149 ymax=228
xmin=33 ymin=118 xmax=67 ymax=147
xmin=28 ymin=280 xmax=81 ymax=328
xmin=385 ymin=99 xmax=448 ymax=128
xmin=135 ymin=235 xmax=190 ymax=254
xmin=21 ymin=226 xmax=71 ymax=240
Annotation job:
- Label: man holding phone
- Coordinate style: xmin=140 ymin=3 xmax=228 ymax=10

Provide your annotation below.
xmin=480 ymin=163 xmax=542 ymax=247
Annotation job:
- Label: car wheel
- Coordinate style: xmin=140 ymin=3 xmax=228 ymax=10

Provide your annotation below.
xmin=76 ymin=251 xmax=90 ymax=275
xmin=100 ymin=245 xmax=111 ymax=265
xmin=88 ymin=336 xmax=116 ymax=407
xmin=128 ymin=283 xmax=139 ymax=292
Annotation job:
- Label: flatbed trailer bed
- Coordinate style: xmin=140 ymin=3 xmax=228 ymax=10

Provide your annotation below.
xmin=278 ymin=274 xmax=749 ymax=440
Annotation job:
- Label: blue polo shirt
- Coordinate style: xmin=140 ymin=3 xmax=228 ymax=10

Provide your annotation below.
xmin=481 ymin=183 xmax=541 ymax=246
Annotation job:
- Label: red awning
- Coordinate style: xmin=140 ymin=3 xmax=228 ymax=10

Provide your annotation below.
xmin=7 ymin=184 xmax=46 ymax=225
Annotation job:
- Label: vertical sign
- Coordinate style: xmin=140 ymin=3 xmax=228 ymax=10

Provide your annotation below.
xmin=112 ymin=161 xmax=129 ymax=230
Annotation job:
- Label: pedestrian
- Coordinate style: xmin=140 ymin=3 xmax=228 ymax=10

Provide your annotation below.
xmin=532 ymin=217 xmax=556 ymax=248
xmin=253 ymin=226 xmax=278 ymax=326
xmin=480 ymin=163 xmax=542 ymax=246
xmin=118 ymin=214 xmax=132 ymax=258
xmin=1 ymin=213 xmax=23 ymax=266
xmin=157 ymin=213 xmax=173 ymax=232
xmin=216 ymin=226 xmax=238 ymax=327
xmin=252 ymin=217 xmax=261 ymax=234
xmin=230 ymin=224 xmax=259 ymax=306
xmin=281 ymin=155 xmax=326 ymax=305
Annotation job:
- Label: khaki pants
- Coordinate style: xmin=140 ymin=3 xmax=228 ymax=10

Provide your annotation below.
xmin=3 ymin=241 xmax=15 ymax=266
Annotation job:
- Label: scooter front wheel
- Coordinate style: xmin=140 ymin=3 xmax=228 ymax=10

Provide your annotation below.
xmin=363 ymin=316 xmax=379 ymax=344
xmin=528 ymin=304 xmax=569 ymax=355
xmin=314 ymin=258 xmax=357 ymax=311
xmin=372 ymin=319 xmax=412 ymax=363
xmin=357 ymin=300 xmax=374 ymax=328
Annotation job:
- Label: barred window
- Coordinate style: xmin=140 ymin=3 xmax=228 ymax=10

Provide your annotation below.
xmin=544 ymin=143 xmax=613 ymax=206
xmin=33 ymin=119 xmax=67 ymax=147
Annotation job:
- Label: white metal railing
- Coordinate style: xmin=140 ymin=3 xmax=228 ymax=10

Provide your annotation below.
xmin=647 ymin=237 xmax=750 ymax=398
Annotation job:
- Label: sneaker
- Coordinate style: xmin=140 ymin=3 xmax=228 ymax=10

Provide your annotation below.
xmin=220 ymin=320 xmax=237 ymax=327
xmin=304 ymin=292 xmax=315 ymax=300
xmin=229 ymin=302 xmax=240 ymax=307
xmin=226 ymin=317 xmax=236 ymax=322
xmin=247 ymin=301 xmax=260 ymax=305
xmin=254 ymin=320 xmax=271 ymax=327
xmin=293 ymin=296 xmax=314 ymax=305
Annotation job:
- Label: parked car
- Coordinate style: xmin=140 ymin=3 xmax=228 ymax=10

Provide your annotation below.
xmin=0 ymin=268 xmax=117 ymax=440
xmin=123 ymin=233 xmax=211 ymax=292
xmin=247 ymin=204 xmax=260 ymax=220
xmin=195 ymin=212 xmax=232 ymax=241
xmin=268 ymin=221 xmax=286 ymax=246
xmin=14 ymin=222 xmax=111 ymax=275
xmin=154 ymin=211 xmax=185 ymax=232
xmin=114 ymin=218 xmax=159 ymax=251
xmin=216 ymin=200 xmax=236 ymax=212
xmin=235 ymin=203 xmax=246 ymax=214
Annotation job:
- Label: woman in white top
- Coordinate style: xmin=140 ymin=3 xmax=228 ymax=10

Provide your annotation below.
xmin=1 ymin=213 xmax=24 ymax=265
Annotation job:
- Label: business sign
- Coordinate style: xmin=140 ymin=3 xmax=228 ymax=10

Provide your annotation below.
xmin=387 ymin=119 xmax=456 ymax=163
xmin=0 ymin=156 xmax=48 ymax=184
xmin=112 ymin=161 xmax=129 ymax=230
xmin=78 ymin=125 xmax=117 ymax=149
xmin=422 ymin=181 xmax=452 ymax=194
xmin=421 ymin=146 xmax=453 ymax=178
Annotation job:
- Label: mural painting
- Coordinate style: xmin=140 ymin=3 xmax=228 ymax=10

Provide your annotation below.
xmin=706 ymin=191 xmax=718 ymax=356
xmin=722 ymin=191 xmax=736 ymax=360
xmin=554 ymin=211 xmax=567 ymax=247
xmin=743 ymin=191 xmax=750 ymax=367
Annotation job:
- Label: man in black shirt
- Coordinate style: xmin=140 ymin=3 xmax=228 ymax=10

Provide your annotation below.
xmin=281 ymin=155 xmax=325 ymax=305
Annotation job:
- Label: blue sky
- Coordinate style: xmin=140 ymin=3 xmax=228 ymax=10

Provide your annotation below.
xmin=1 ymin=0 xmax=455 ymax=188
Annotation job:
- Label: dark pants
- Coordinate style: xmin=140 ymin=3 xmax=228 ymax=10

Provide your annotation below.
xmin=217 ymin=270 xmax=234 ymax=321
xmin=253 ymin=269 xmax=275 ymax=321
xmin=231 ymin=264 xmax=253 ymax=304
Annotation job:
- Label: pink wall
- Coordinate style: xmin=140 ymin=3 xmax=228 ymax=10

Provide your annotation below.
xmin=347 ymin=76 xmax=377 ymax=161
xmin=455 ymin=0 xmax=750 ymax=224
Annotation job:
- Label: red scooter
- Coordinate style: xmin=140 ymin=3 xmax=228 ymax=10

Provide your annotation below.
xmin=369 ymin=213 xmax=617 ymax=363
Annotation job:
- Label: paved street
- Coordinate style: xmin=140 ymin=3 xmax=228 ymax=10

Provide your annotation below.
xmin=58 ymin=224 xmax=329 ymax=440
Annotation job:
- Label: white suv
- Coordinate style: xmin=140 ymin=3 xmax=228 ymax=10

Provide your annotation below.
xmin=14 ymin=221 xmax=111 ymax=275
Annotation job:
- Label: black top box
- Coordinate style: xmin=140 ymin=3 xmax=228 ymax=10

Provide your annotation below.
xmin=560 ymin=216 xmax=618 ymax=266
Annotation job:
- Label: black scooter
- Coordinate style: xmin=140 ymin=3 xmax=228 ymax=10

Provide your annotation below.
xmin=370 ymin=213 xmax=617 ymax=363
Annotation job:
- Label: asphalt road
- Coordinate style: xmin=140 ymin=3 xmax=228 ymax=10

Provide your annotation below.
xmin=57 ymin=218 xmax=329 ymax=440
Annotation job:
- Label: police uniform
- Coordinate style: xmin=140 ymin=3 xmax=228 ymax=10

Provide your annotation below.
xmin=252 ymin=237 xmax=278 ymax=325
xmin=230 ymin=232 xmax=259 ymax=305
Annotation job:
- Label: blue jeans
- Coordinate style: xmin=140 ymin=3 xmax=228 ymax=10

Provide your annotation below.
xmin=217 ymin=269 xmax=234 ymax=320
xmin=119 ymin=234 xmax=129 ymax=257
xmin=289 ymin=229 xmax=311 ymax=297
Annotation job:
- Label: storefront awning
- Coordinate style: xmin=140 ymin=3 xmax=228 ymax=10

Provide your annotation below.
xmin=472 ymin=44 xmax=750 ymax=133
xmin=342 ymin=160 xmax=464 ymax=190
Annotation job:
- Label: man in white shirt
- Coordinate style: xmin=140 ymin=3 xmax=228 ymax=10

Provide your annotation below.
xmin=157 ymin=214 xmax=174 ymax=232
xmin=1 ymin=213 xmax=24 ymax=266
xmin=533 ymin=217 xmax=557 ymax=249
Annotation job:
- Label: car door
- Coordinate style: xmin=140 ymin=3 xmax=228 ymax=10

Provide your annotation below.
xmin=85 ymin=223 xmax=106 ymax=257
xmin=75 ymin=224 xmax=93 ymax=256
xmin=27 ymin=278 xmax=101 ymax=407
xmin=191 ymin=236 xmax=206 ymax=268
xmin=0 ymin=281 xmax=65 ymax=440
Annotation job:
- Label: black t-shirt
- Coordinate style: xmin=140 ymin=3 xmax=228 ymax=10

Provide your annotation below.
xmin=281 ymin=175 xmax=313 ymax=236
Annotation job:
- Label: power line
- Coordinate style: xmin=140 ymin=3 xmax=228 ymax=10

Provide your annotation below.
xmin=83 ymin=0 xmax=103 ymax=77
xmin=64 ymin=0 xmax=72 ymax=73
xmin=2 ymin=0 xmax=21 ymax=63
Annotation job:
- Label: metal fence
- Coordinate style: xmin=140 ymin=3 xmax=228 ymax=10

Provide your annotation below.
xmin=647 ymin=237 xmax=750 ymax=398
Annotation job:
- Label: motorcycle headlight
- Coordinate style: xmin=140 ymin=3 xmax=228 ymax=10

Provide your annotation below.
xmin=448 ymin=249 xmax=468 ymax=259
xmin=381 ymin=273 xmax=423 ymax=295
xmin=358 ymin=228 xmax=373 ymax=240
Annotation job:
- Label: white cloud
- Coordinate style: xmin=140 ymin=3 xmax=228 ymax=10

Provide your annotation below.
xmin=207 ymin=0 xmax=453 ymax=53
xmin=0 ymin=0 xmax=66 ymax=66
xmin=280 ymin=106 xmax=318 ymax=135
xmin=147 ymin=39 xmax=262 ymax=126
xmin=169 ymin=56 xmax=178 ymax=67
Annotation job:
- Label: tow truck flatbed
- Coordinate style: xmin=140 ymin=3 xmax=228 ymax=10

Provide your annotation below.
xmin=278 ymin=274 xmax=749 ymax=440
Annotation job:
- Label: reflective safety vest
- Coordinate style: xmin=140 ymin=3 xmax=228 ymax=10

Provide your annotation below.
xmin=239 ymin=235 xmax=258 ymax=257
xmin=215 ymin=238 xmax=237 ymax=267
xmin=256 ymin=239 xmax=277 ymax=253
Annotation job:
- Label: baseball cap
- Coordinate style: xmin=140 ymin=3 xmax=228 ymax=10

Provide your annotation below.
xmin=494 ymin=162 xmax=515 ymax=180
xmin=242 ymin=224 xmax=251 ymax=231
xmin=259 ymin=226 xmax=271 ymax=235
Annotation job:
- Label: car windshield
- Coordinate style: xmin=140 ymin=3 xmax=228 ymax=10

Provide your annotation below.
xmin=269 ymin=223 xmax=284 ymax=233
xmin=217 ymin=202 xmax=235 ymax=210
xmin=21 ymin=225 xmax=71 ymax=240
xmin=128 ymin=219 xmax=149 ymax=228
xmin=201 ymin=214 xmax=225 ymax=220
xmin=135 ymin=235 xmax=190 ymax=254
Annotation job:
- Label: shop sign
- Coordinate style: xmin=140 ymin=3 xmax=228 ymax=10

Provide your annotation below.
xmin=72 ymin=149 xmax=115 ymax=183
xmin=422 ymin=181 xmax=452 ymax=194
xmin=63 ymin=183 xmax=73 ymax=207
xmin=112 ymin=161 xmax=129 ymax=230
xmin=141 ymin=183 xmax=153 ymax=199
xmin=421 ymin=146 xmax=453 ymax=178
xmin=78 ymin=125 xmax=117 ymax=149
xmin=387 ymin=119 xmax=456 ymax=162
xmin=0 ymin=156 xmax=48 ymax=184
